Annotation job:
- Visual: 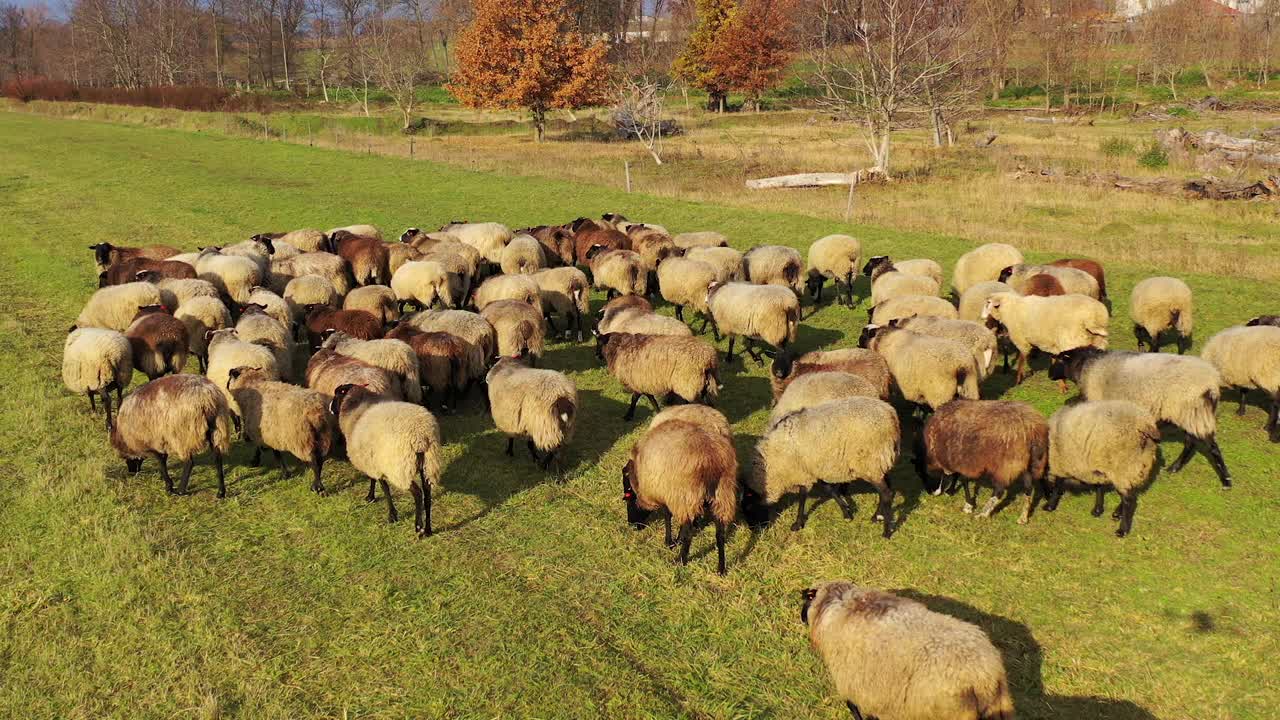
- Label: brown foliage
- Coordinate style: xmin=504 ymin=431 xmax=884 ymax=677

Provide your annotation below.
xmin=707 ymin=0 xmax=797 ymax=110
xmin=1 ymin=77 xmax=273 ymax=112
xmin=447 ymin=0 xmax=612 ymax=141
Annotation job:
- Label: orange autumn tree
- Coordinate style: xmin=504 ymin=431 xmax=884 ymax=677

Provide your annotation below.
xmin=448 ymin=0 xmax=612 ymax=142
xmin=708 ymin=0 xmax=798 ymax=112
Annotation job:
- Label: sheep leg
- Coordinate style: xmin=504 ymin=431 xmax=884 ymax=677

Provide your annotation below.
xmin=664 ymin=512 xmax=675 ymax=548
xmin=845 ymin=701 xmax=866 ymax=720
xmin=1236 ymin=387 xmax=1250 ymax=416
xmin=1019 ymin=473 xmax=1040 ymax=525
xmin=526 ymin=440 xmax=541 ymax=463
xmin=1112 ymin=497 xmax=1124 ymax=520
xmin=504 ymin=437 xmax=515 ymax=456
xmin=198 ymin=353 xmax=207 ymax=373
xmin=1269 ymin=394 xmax=1280 ymax=440
xmin=1014 ymin=351 xmax=1028 ymax=385
xmin=675 ymin=305 xmax=685 ymax=322
xmin=419 ymin=477 xmax=432 ymax=538
xmin=1151 ymin=333 xmax=1162 ymax=354
xmin=366 ymin=477 xmax=377 ymax=503
xmin=311 ymin=451 xmax=326 ymax=496
xmin=877 ymin=482 xmax=895 ymax=539
xmin=979 ymin=488 xmax=1005 ymax=518
xmin=790 ymin=487 xmax=810 ymax=531
xmin=250 ymin=445 xmax=262 ymax=467
xmin=86 ymin=390 xmax=98 ymax=413
xmin=715 ymin=521 xmax=727 ymax=576
xmin=1043 ymin=478 xmax=1066 ymax=512
xmin=962 ymin=479 xmax=978 ymax=514
xmin=1167 ymin=435 xmax=1198 ymax=474
xmin=709 ymin=320 xmax=721 ymax=342
xmin=212 ymin=449 xmax=226 ymax=499
xmin=381 ymin=479 xmax=398 ymax=523
xmin=821 ymin=483 xmax=856 ymax=520
xmin=676 ymin=522 xmax=694 ymax=566
xmin=157 ymin=454 xmax=176 ymax=495
xmin=724 ymin=336 xmax=736 ymax=363
xmin=623 ymin=393 xmax=643 ymax=421
xmin=1133 ymin=324 xmax=1150 ymax=351
xmin=1204 ymin=435 xmax=1231 ymax=488
xmin=177 ymin=457 xmax=197 ymax=496
xmin=102 ymin=390 xmax=115 ymax=432
xmin=274 ymin=450 xmax=292 ymax=478
xmin=746 ymin=340 xmax=765 ymax=366
xmin=1116 ymin=494 xmax=1138 ymax=537
xmin=645 ymin=394 xmax=662 ymax=413
xmin=1091 ymin=487 xmax=1107 ymax=517
xmin=410 ymin=482 xmax=424 ymax=536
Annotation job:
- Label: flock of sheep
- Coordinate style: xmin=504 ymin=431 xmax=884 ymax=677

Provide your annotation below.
xmin=62 ymin=215 xmax=1280 ymax=719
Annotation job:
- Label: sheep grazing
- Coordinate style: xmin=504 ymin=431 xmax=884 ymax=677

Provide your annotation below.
xmin=327 ymin=224 xmax=383 ymax=241
xmin=806 ymin=234 xmax=861 ymax=307
xmin=864 ymin=254 xmax=944 ymax=285
xmin=745 ymin=397 xmax=900 ymax=536
xmin=125 ymin=305 xmax=190 ymax=380
xmin=304 ymin=305 xmax=382 ymax=351
xmin=284 ymin=274 xmax=340 ymax=329
xmin=647 ymin=403 xmax=730 ymax=435
xmin=570 ymin=218 xmax=630 ymax=264
xmin=628 ymin=225 xmax=678 ymax=272
xmin=1050 ymin=348 xmax=1231 ymax=487
xmin=866 ymin=257 xmax=942 ymax=307
xmin=385 ymin=242 xmax=422 ymax=277
xmin=439 ymin=221 xmax=513 ymax=267
xmin=174 ymin=296 xmax=231 ymax=372
xmin=139 ymin=275 xmax=220 ymax=310
xmin=244 ymin=286 xmax=292 ymax=329
xmin=743 ymin=245 xmax=804 ymax=295
xmin=344 ymin=284 xmax=400 ymax=325
xmin=1247 ymin=315 xmax=1280 ymax=327
xmin=598 ymin=332 xmax=720 ymax=419
xmin=917 ymin=399 xmax=1049 ymax=523
xmin=418 ymin=247 xmax=476 ymax=305
xmin=516 ymin=225 xmax=576 ymax=267
xmin=269 ymin=252 xmax=353 ymax=297
xmin=952 ymin=243 xmax=1024 ymax=296
xmin=385 ymin=324 xmax=469 ymax=410
xmin=770 ymin=348 xmax=891 ymax=402
xmin=769 ymin=371 xmax=881 ymax=428
xmin=861 ymin=324 xmax=980 ymax=412
xmin=500 ymin=234 xmax=547 ymax=275
xmin=195 ymin=247 xmax=262 ymax=305
xmin=1130 ymin=276 xmax=1193 ymax=353
xmin=306 ymin=348 xmax=396 ymax=400
xmin=486 ymin=357 xmax=577 ymax=470
xmin=672 ymin=231 xmax=729 ymax=249
xmin=236 ymin=304 xmax=294 ymax=380
xmin=472 ymin=273 xmax=543 ymax=315
xmin=331 ymin=383 xmax=443 ymax=537
xmin=868 ymin=294 xmax=958 ymax=326
xmin=393 ymin=260 xmax=458 ymax=312
xmin=999 ymin=264 xmax=1100 ymax=299
xmin=258 ymin=229 xmax=328 ymax=253
xmin=90 ymin=242 xmax=182 ymax=273
xmin=623 ymin=405 xmax=737 ymax=574
xmin=226 ymin=366 xmax=334 ymax=494
xmin=706 ymin=281 xmax=800 ymax=364
xmin=1044 ymin=400 xmax=1161 ymax=537
xmin=205 ymin=328 xmax=280 ymax=417
xmin=685 ymin=246 xmax=744 ymax=284
xmin=328 ymin=230 xmax=391 ymax=287
xmin=802 ymin=581 xmax=1014 ymax=720
xmin=110 ymin=374 xmax=233 ymax=498
xmin=1049 ymin=257 xmax=1107 ymax=299
xmin=896 ymin=316 xmax=1000 ymax=380
xmin=596 ymin=296 xmax=692 ymax=338
xmin=980 ymin=292 xmax=1109 ymax=384
xmin=401 ymin=309 xmax=497 ymax=392
xmin=220 ymin=236 xmax=275 ymax=278
xmin=532 ymin=267 xmax=591 ymax=340
xmin=1022 ymin=273 xmax=1065 ymax=297
xmin=657 ymin=256 xmax=716 ymax=326
xmin=62 ymin=328 xmax=132 ymax=430
xmin=1201 ymin=325 xmax=1280 ymax=441
xmin=957 ymin=280 xmax=1013 ymax=323
xmin=74 ymin=282 xmax=164 ymax=332
xmin=481 ymin=299 xmax=547 ymax=365
xmin=102 ymin=256 xmax=196 ymax=286
xmin=587 ymin=247 xmax=646 ymax=298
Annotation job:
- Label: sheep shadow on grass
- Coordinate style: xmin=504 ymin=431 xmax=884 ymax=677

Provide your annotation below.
xmin=892 ymin=591 xmax=1159 ymax=720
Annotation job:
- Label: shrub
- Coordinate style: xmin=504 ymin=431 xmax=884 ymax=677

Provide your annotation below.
xmin=1138 ymin=142 xmax=1169 ymax=169
xmin=1099 ymin=137 xmax=1134 ymax=157
xmin=1 ymin=77 xmax=274 ymax=113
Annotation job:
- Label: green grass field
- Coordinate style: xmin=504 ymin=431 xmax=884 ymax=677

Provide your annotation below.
xmin=1 ymin=111 xmax=1277 ymax=719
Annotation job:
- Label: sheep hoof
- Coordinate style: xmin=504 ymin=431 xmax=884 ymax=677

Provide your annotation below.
xmin=216 ymin=490 xmax=226 ymax=499
xmin=1115 ymin=527 xmax=1129 ymax=538
xmin=790 ymin=520 xmax=805 ymax=532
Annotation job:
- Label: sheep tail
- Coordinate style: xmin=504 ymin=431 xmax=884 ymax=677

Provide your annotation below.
xmin=627 ymin=263 xmax=641 ymax=295
xmin=158 ymin=339 xmax=182 ymax=374
xmin=710 ymin=470 xmax=738 ymax=527
xmin=702 ymin=364 xmax=721 ymax=403
xmin=550 ymin=396 xmax=576 ymax=444
xmin=956 ymin=367 xmax=978 ymax=400
xmin=783 ymin=260 xmax=801 ymax=290
xmin=785 ymin=305 xmax=799 ymax=343
xmin=978 ymin=676 xmax=1016 ymax=720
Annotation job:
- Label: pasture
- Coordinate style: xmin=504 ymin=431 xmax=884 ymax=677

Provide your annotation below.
xmin=1 ymin=111 xmax=1277 ymax=719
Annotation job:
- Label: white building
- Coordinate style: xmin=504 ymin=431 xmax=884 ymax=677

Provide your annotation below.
xmin=1113 ymin=0 xmax=1256 ymax=18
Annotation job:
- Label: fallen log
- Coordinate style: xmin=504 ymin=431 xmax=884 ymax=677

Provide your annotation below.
xmin=745 ymin=168 xmax=885 ymax=190
xmin=1157 ymin=127 xmax=1280 ymax=168
xmin=1009 ymin=165 xmax=1280 ymax=201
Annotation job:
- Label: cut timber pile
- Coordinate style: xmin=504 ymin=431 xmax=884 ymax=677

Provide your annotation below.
xmin=745 ymin=168 xmax=885 ymax=190
xmin=1157 ymin=127 xmax=1280 ymax=169
xmin=1009 ymin=165 xmax=1280 ymax=201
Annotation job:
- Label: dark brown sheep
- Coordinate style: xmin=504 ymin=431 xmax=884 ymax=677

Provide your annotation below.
xmin=769 ymin=348 xmax=892 ymax=402
xmin=328 ymin=230 xmax=390 ymax=286
xmin=125 ymin=305 xmax=190 ymax=380
xmin=1049 ymin=258 xmax=1107 ymax=299
xmin=304 ymin=305 xmax=382 ymax=351
xmin=520 ymin=225 xmax=576 ymax=266
xmin=1022 ymin=273 xmax=1066 ymax=297
xmin=570 ymin=217 xmax=631 ymax=264
xmin=90 ymin=242 xmax=182 ymax=272
xmin=916 ymin=399 xmax=1050 ymax=524
xmin=385 ymin=323 xmax=469 ymax=411
xmin=102 ymin=256 xmax=197 ymax=287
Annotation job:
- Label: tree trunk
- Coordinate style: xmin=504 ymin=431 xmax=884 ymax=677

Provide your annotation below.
xmin=533 ymin=108 xmax=546 ymax=142
xmin=279 ymin=15 xmax=290 ymax=91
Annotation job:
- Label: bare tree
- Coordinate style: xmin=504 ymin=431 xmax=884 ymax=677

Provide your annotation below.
xmin=810 ymin=0 xmax=975 ymax=173
xmin=362 ymin=6 xmax=428 ymax=129
xmin=614 ymin=74 xmax=670 ymax=164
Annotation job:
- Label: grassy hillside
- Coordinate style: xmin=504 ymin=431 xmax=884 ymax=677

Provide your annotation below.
xmin=0 ymin=111 xmax=1276 ymax=719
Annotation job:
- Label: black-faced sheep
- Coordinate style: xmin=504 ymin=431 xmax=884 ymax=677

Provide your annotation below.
xmin=770 ymin=348 xmax=891 ymax=402
xmin=916 ymin=399 xmax=1049 ymax=523
xmin=90 ymin=242 xmax=182 ymax=273
xmin=1130 ymin=276 xmax=1193 ymax=353
xmin=657 ymin=256 xmax=716 ymax=326
xmin=392 ymin=260 xmax=459 ymax=312
xmin=109 ymin=374 xmax=233 ymax=498
xmin=304 ymin=305 xmax=382 ymax=351
xmin=226 ymin=366 xmax=334 ymax=494
xmin=957 ymin=280 xmax=1013 ymax=323
xmin=744 ymin=245 xmax=804 ymax=295
xmin=103 ymin=257 xmax=196 ymax=286
xmin=344 ymin=284 xmax=400 ymax=325
xmin=706 ymin=281 xmax=799 ymax=364
xmin=801 ymin=581 xmax=1014 ymax=720
xmin=806 ymin=234 xmax=861 ymax=307
xmin=595 ymin=297 xmax=692 ymax=338
xmin=769 ymin=371 xmax=881 ymax=428
xmin=236 ymin=304 xmax=293 ymax=381
xmin=62 ymin=327 xmax=132 ymax=430
xmin=480 ymin=299 xmax=546 ymax=365
xmin=980 ymin=292 xmax=1109 ymax=385
xmin=532 ymin=267 xmax=591 ymax=340
xmin=999 ymin=263 xmax=1099 ymax=299
xmin=685 ymin=246 xmax=744 ymax=285
xmin=860 ymin=324 xmax=980 ymax=412
xmin=328 ymin=230 xmax=390 ymax=287
xmin=486 ymin=357 xmax=577 ymax=470
xmin=623 ymin=406 xmax=737 ymax=574
xmin=952 ymin=243 xmax=1023 ymax=296
xmin=1201 ymin=325 xmax=1280 ymax=441
xmin=587 ymin=247 xmax=646 ymax=298
xmin=320 ymin=330 xmax=422 ymax=404
xmin=439 ymin=221 xmax=513 ymax=268
xmin=598 ymin=332 xmax=720 ymax=419
xmin=305 ymin=348 xmax=397 ymax=401
xmin=400 ymin=309 xmax=496 ymax=393
xmin=284 ymin=274 xmax=339 ymax=327
xmin=331 ymin=383 xmax=443 ymax=536
xmin=472 ymin=273 xmax=544 ymax=315
xmin=74 ymin=282 xmax=164 ymax=332
xmin=195 ymin=247 xmax=262 ymax=305
xmin=895 ymin=316 xmax=1000 ymax=380
xmin=205 ymin=328 xmax=280 ymax=419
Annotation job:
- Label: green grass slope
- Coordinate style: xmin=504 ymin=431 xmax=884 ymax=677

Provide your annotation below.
xmin=0 ymin=112 xmax=1276 ymax=719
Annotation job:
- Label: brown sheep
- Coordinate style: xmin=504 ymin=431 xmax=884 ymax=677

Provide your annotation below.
xmin=304 ymin=305 xmax=383 ymax=351
xmin=385 ymin=324 xmax=469 ymax=411
xmin=770 ymin=348 xmax=892 ymax=402
xmin=1049 ymin=258 xmax=1107 ymax=300
xmin=328 ymin=230 xmax=390 ymax=286
xmin=520 ymin=225 xmax=576 ymax=266
xmin=90 ymin=242 xmax=182 ymax=273
xmin=102 ymin=257 xmax=196 ymax=286
xmin=1022 ymin=273 xmax=1065 ymax=297
xmin=571 ymin=217 xmax=631 ymax=264
xmin=125 ymin=305 xmax=190 ymax=380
